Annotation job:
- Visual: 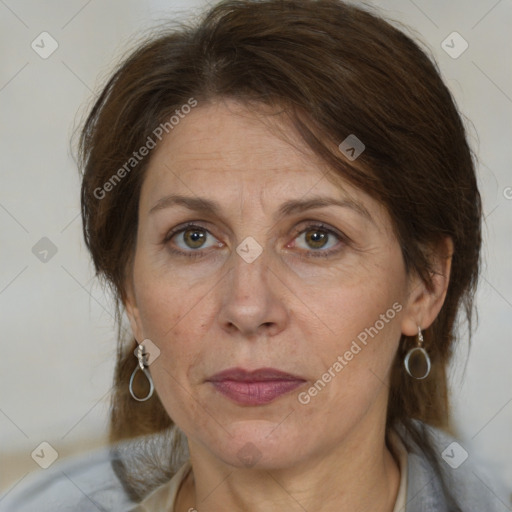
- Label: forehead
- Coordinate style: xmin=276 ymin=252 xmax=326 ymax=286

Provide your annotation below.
xmin=139 ymin=99 xmax=377 ymax=219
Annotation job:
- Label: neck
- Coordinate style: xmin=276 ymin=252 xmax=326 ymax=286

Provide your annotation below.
xmin=175 ymin=418 xmax=401 ymax=512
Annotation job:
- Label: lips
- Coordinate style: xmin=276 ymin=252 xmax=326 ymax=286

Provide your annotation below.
xmin=207 ymin=367 xmax=306 ymax=406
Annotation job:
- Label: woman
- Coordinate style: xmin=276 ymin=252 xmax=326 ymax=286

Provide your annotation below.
xmin=1 ymin=0 xmax=503 ymax=510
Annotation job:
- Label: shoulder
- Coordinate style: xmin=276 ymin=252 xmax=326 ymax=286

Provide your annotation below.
xmin=398 ymin=421 xmax=508 ymax=512
xmin=0 ymin=427 xmax=189 ymax=512
xmin=0 ymin=445 xmax=137 ymax=512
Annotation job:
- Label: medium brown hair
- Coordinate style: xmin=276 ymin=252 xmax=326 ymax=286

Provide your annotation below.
xmin=78 ymin=0 xmax=480 ymax=505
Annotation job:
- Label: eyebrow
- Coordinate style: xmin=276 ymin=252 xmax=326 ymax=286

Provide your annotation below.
xmin=148 ymin=193 xmax=374 ymax=224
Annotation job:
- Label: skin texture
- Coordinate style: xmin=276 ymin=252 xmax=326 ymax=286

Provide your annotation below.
xmin=125 ymin=99 xmax=452 ymax=512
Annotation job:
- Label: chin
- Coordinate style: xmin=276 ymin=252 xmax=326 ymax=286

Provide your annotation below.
xmin=202 ymin=420 xmax=310 ymax=470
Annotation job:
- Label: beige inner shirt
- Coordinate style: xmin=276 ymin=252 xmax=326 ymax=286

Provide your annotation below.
xmin=136 ymin=432 xmax=408 ymax=512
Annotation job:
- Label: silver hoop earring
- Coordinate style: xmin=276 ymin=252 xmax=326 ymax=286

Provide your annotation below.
xmin=404 ymin=326 xmax=431 ymax=380
xmin=129 ymin=343 xmax=155 ymax=402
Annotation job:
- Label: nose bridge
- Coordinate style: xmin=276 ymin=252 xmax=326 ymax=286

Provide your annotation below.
xmin=229 ymin=239 xmax=269 ymax=303
xmin=218 ymin=238 xmax=286 ymax=336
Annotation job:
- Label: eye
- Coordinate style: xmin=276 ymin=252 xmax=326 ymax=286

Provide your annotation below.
xmin=292 ymin=223 xmax=346 ymax=257
xmin=165 ymin=223 xmax=221 ymax=254
xmin=163 ymin=221 xmax=348 ymax=259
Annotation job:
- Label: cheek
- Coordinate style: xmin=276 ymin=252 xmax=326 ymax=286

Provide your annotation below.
xmin=136 ymin=288 xmax=208 ymax=423
xmin=132 ymin=281 xmax=202 ymax=401
xmin=138 ymin=294 xmax=203 ymax=365
xmin=304 ymin=258 xmax=404 ymax=344
xmin=134 ymin=251 xmax=198 ymax=337
xmin=294 ymin=303 xmax=402 ymax=437
xmin=298 ymin=259 xmax=405 ymax=397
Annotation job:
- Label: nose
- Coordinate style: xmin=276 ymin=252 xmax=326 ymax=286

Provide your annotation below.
xmin=217 ymin=244 xmax=289 ymax=339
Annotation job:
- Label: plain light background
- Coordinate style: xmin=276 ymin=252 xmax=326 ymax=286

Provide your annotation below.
xmin=1 ymin=0 xmax=511 ymax=504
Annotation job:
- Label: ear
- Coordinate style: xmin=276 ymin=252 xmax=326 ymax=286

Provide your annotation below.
xmin=401 ymin=236 xmax=454 ymax=336
xmin=124 ymin=273 xmax=144 ymax=343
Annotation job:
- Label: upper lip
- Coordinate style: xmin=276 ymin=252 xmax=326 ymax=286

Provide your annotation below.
xmin=207 ymin=367 xmax=305 ymax=382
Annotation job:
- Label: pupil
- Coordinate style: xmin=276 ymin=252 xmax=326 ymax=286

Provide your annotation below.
xmin=307 ymin=230 xmax=327 ymax=248
xmin=186 ymin=229 xmax=205 ymax=247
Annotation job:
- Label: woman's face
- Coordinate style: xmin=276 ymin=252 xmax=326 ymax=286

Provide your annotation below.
xmin=125 ymin=99 xmax=422 ymax=469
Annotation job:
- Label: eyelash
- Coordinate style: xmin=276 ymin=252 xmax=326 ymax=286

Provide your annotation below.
xmin=163 ymin=222 xmax=348 ymax=260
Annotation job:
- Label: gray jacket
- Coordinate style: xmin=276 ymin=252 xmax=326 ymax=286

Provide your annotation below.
xmin=0 ymin=422 xmax=507 ymax=511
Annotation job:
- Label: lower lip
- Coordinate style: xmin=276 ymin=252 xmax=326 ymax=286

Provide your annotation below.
xmin=209 ymin=379 xmax=304 ymax=405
